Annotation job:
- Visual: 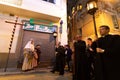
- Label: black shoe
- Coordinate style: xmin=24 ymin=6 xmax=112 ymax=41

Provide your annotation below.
xmin=59 ymin=72 xmax=64 ymax=75
xmin=59 ymin=73 xmax=64 ymax=75
xmin=50 ymin=70 xmax=55 ymax=73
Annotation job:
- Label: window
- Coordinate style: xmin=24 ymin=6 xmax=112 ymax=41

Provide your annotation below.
xmin=112 ymin=15 xmax=119 ymax=29
xmin=43 ymin=0 xmax=55 ymax=4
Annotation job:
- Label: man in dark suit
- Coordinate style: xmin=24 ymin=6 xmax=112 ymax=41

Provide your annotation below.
xmin=73 ymin=35 xmax=89 ymax=80
xmin=65 ymin=45 xmax=72 ymax=72
xmin=92 ymin=25 xmax=120 ymax=80
xmin=51 ymin=43 xmax=65 ymax=75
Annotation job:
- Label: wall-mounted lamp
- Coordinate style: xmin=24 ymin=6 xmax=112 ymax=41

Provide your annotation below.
xmin=72 ymin=4 xmax=82 ymax=15
xmin=77 ymin=4 xmax=82 ymax=11
xmin=87 ymin=0 xmax=98 ymax=38
xmin=87 ymin=0 xmax=98 ymax=15
xmin=53 ymin=31 xmax=57 ymax=39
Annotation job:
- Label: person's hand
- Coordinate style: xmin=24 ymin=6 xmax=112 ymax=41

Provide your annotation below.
xmin=55 ymin=52 xmax=58 ymax=55
xmin=73 ymin=39 xmax=77 ymax=43
xmin=89 ymin=48 xmax=93 ymax=51
xmin=96 ymin=48 xmax=105 ymax=53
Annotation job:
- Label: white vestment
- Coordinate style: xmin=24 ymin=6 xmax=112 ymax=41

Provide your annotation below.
xmin=22 ymin=40 xmax=35 ymax=71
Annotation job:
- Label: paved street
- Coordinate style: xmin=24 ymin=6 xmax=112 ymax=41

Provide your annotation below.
xmin=0 ymin=68 xmax=72 ymax=80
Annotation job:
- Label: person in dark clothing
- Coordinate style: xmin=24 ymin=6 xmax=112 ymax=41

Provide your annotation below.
xmin=51 ymin=44 xmax=65 ymax=75
xmin=35 ymin=44 xmax=41 ymax=65
xmin=65 ymin=45 xmax=72 ymax=72
xmin=86 ymin=38 xmax=95 ymax=80
xmin=91 ymin=25 xmax=120 ymax=80
xmin=73 ymin=35 xmax=89 ymax=80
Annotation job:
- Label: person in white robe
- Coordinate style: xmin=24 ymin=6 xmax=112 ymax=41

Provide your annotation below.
xmin=22 ymin=39 xmax=35 ymax=71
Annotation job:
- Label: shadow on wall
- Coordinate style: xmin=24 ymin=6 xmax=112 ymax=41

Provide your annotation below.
xmin=0 ymin=53 xmax=8 ymax=68
xmin=0 ymin=53 xmax=17 ymax=68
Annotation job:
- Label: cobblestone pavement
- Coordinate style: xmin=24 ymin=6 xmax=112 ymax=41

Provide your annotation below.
xmin=0 ymin=68 xmax=72 ymax=80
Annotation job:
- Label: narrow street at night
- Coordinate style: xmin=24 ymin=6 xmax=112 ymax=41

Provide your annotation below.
xmin=0 ymin=0 xmax=120 ymax=80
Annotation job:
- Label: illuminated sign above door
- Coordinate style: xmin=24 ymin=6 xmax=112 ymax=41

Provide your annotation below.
xmin=23 ymin=23 xmax=57 ymax=33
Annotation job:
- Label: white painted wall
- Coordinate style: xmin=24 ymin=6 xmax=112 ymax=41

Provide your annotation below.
xmin=21 ymin=0 xmax=62 ymax=17
xmin=0 ymin=0 xmax=68 ymax=51
xmin=58 ymin=0 xmax=68 ymax=45
xmin=0 ymin=14 xmax=21 ymax=53
xmin=21 ymin=0 xmax=68 ymax=45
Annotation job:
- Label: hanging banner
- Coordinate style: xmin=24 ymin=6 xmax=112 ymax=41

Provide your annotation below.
xmin=23 ymin=23 xmax=57 ymax=33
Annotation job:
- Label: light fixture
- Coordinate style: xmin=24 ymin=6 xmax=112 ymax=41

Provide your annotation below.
xmin=77 ymin=4 xmax=82 ymax=11
xmin=87 ymin=0 xmax=98 ymax=38
xmin=53 ymin=31 xmax=57 ymax=38
xmin=87 ymin=0 xmax=98 ymax=15
xmin=72 ymin=7 xmax=75 ymax=14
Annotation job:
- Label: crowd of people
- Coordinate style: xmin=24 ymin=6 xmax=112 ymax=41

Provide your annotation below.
xmin=21 ymin=39 xmax=73 ymax=74
xmin=73 ymin=25 xmax=120 ymax=80
xmin=21 ymin=25 xmax=120 ymax=80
